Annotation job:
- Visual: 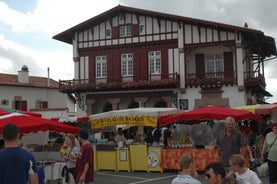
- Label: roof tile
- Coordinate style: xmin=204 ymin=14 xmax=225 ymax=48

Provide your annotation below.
xmin=0 ymin=73 xmax=59 ymax=88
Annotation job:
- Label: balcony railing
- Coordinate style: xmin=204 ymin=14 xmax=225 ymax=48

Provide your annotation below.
xmin=244 ymin=71 xmax=266 ymax=87
xmin=186 ymin=71 xmax=237 ymax=88
xmin=59 ymin=73 xmax=179 ymax=93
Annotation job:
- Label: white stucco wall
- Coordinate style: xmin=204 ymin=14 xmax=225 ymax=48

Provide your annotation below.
xmin=0 ymin=86 xmax=68 ymax=110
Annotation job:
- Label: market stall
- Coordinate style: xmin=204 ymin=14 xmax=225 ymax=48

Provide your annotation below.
xmin=90 ymin=107 xmax=179 ymax=172
xmin=159 ymin=105 xmax=262 ymax=126
xmin=157 ymin=106 xmax=260 ymax=171
xmin=236 ymin=104 xmax=277 ymax=115
xmin=0 ymin=112 xmax=80 ymax=183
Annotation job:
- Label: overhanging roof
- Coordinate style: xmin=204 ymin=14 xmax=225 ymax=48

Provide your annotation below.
xmin=53 ymin=5 xmax=276 ymax=56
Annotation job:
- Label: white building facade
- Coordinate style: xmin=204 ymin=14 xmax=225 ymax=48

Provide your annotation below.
xmin=53 ymin=5 xmax=276 ymax=115
xmin=0 ymin=66 xmax=77 ymax=118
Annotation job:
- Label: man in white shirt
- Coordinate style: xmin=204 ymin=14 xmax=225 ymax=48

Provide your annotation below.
xmin=114 ymin=128 xmax=126 ymax=146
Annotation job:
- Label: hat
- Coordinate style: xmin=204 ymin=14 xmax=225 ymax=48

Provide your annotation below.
xmin=77 ymin=130 xmax=89 ymax=140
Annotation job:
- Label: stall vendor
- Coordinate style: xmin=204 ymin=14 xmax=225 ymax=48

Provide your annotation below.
xmin=115 ymin=128 xmax=126 ymax=147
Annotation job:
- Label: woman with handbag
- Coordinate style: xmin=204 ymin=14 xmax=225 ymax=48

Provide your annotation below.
xmin=61 ymin=134 xmax=80 ymax=184
xmin=261 ymin=121 xmax=277 ymax=184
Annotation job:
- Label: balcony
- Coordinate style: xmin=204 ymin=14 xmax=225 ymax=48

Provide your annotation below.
xmin=244 ymin=71 xmax=266 ymax=88
xmin=186 ymin=71 xmax=236 ymax=88
xmin=59 ymin=73 xmax=179 ymax=93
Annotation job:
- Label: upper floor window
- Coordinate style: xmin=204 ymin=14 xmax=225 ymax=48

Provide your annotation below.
xmin=36 ymin=101 xmax=48 ymax=108
xmin=205 ymin=53 xmax=223 ymax=78
xmin=120 ymin=25 xmax=132 ymax=37
xmin=121 ymin=53 xmax=133 ymax=76
xmin=149 ymin=51 xmax=161 ymax=75
xmin=96 ymin=56 xmax=107 ymax=78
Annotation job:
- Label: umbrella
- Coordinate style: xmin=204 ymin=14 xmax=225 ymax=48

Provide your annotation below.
xmin=236 ymin=104 xmax=277 ymax=115
xmin=90 ymin=107 xmax=180 ymax=128
xmin=51 ymin=116 xmax=89 ymax=122
xmin=0 ymin=106 xmax=42 ymax=117
xmin=158 ymin=106 xmax=262 ymax=127
xmin=0 ymin=113 xmax=80 ymax=134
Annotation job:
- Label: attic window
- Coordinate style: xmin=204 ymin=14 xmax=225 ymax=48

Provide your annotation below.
xmin=120 ymin=25 xmax=132 ymax=37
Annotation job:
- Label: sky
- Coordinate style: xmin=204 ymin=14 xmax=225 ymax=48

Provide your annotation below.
xmin=0 ymin=0 xmax=277 ymax=103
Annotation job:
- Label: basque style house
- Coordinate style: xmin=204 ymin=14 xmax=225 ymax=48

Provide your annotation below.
xmin=0 ymin=65 xmax=74 ymax=118
xmin=53 ymin=5 xmax=276 ymax=115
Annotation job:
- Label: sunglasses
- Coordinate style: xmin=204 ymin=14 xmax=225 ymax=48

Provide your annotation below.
xmin=205 ymin=173 xmax=211 ymax=179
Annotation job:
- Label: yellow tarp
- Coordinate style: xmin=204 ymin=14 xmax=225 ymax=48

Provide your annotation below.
xmin=235 ymin=104 xmax=260 ymax=114
xmin=91 ymin=116 xmax=157 ymax=128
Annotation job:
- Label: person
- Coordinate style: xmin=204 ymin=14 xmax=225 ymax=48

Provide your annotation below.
xmin=262 ymin=120 xmax=273 ymax=138
xmin=114 ymin=127 xmax=126 ymax=147
xmin=75 ymin=130 xmax=94 ymax=184
xmin=261 ymin=120 xmax=277 ymax=184
xmin=163 ymin=124 xmax=172 ymax=148
xmin=61 ymin=133 xmax=80 ymax=184
xmin=227 ymin=154 xmax=262 ymax=184
xmin=171 ymin=154 xmax=201 ymax=184
xmin=217 ymin=116 xmax=246 ymax=171
xmin=0 ymin=139 xmax=4 ymax=149
xmin=220 ymin=177 xmax=239 ymax=184
xmin=205 ymin=162 xmax=226 ymax=184
xmin=0 ymin=123 xmax=38 ymax=184
xmin=152 ymin=127 xmax=162 ymax=147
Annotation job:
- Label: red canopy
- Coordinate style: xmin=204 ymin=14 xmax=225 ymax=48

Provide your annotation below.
xmin=159 ymin=106 xmax=262 ymax=127
xmin=0 ymin=107 xmax=41 ymax=117
xmin=0 ymin=113 xmax=80 ymax=134
xmin=51 ymin=116 xmax=89 ymax=122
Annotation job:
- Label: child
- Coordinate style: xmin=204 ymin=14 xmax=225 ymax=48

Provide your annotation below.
xmin=228 ymin=154 xmax=262 ymax=184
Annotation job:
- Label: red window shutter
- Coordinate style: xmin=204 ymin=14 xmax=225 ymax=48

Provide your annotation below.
xmin=224 ymin=52 xmax=234 ymax=78
xmin=161 ymin=49 xmax=168 ymax=79
xmin=21 ymin=100 xmax=27 ymax=111
xmin=195 ymin=54 xmax=205 ymax=79
xmin=112 ymin=27 xmax=119 ymax=39
xmin=42 ymin=102 xmax=48 ymax=108
xmin=132 ymin=24 xmax=139 ymax=36
xmin=140 ymin=51 xmax=148 ymax=81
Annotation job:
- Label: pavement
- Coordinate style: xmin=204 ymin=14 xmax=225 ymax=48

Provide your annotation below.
xmin=93 ymin=170 xmax=270 ymax=184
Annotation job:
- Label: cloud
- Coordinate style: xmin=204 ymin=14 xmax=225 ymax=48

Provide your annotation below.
xmin=0 ymin=0 xmax=276 ymax=103
xmin=0 ymin=34 xmax=43 ymax=73
xmin=0 ymin=33 xmax=72 ymax=80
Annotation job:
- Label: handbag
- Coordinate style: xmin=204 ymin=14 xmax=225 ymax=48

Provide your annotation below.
xmin=263 ymin=152 xmax=268 ymax=162
xmin=263 ymin=137 xmax=277 ymax=162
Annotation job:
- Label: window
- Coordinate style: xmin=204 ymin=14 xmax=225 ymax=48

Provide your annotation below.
xmin=14 ymin=100 xmax=27 ymax=110
xmin=120 ymin=25 xmax=132 ymax=37
xmin=205 ymin=53 xmax=223 ymax=78
xmin=148 ymin=51 xmax=161 ymax=74
xmin=96 ymin=56 xmax=107 ymax=78
xmin=121 ymin=53 xmax=133 ymax=76
xmin=36 ymin=101 xmax=48 ymax=108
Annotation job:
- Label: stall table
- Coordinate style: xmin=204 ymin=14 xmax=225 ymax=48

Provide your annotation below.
xmin=160 ymin=147 xmax=250 ymax=171
xmin=116 ymin=148 xmax=131 ymax=172
xmin=160 ymin=148 xmax=219 ymax=171
xmin=97 ymin=150 xmax=117 ymax=171
xmin=130 ymin=145 xmax=149 ymax=172
xmin=147 ymin=147 xmax=163 ymax=173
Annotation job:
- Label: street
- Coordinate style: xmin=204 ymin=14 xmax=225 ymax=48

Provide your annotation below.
xmin=93 ymin=170 xmax=269 ymax=184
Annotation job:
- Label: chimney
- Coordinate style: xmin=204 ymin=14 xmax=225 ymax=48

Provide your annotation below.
xmin=18 ymin=65 xmax=29 ymax=83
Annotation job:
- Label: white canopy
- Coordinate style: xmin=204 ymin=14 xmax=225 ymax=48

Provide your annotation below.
xmin=89 ymin=107 xmax=180 ymax=120
xmin=89 ymin=107 xmax=181 ymax=128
